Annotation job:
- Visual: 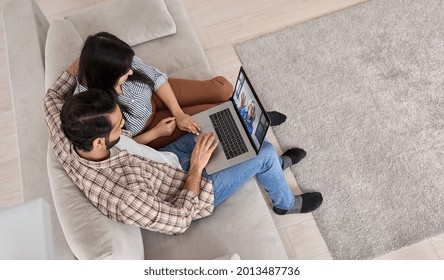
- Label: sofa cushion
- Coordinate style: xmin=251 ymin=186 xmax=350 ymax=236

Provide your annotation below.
xmin=65 ymin=0 xmax=176 ymax=47
xmin=142 ymin=179 xmax=288 ymax=260
xmin=45 ymin=20 xmax=144 ymax=260
xmin=132 ymin=0 xmax=212 ymax=80
xmin=44 ymin=19 xmax=83 ymax=91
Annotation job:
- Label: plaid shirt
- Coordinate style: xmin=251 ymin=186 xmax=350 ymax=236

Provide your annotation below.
xmin=44 ymin=71 xmax=214 ymax=235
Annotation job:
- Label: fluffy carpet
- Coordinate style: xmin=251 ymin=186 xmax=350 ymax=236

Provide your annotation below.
xmin=235 ymin=0 xmax=444 ymax=259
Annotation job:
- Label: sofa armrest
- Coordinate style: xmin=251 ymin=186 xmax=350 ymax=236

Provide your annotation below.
xmin=2 ymin=0 xmax=74 ymax=259
xmin=3 ymin=0 xmax=49 ymax=205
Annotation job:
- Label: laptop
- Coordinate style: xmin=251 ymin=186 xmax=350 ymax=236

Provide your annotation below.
xmin=192 ymin=67 xmax=270 ymax=174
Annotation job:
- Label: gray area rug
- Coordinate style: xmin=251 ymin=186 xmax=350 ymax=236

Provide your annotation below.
xmin=235 ymin=0 xmax=444 ymax=259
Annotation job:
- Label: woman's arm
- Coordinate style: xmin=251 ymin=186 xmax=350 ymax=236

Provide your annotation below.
xmin=133 ymin=117 xmax=176 ymax=144
xmin=134 ymin=57 xmax=201 ymax=135
xmin=155 ymin=82 xmax=201 ymax=135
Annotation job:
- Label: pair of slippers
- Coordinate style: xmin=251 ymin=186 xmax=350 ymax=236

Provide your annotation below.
xmin=268 ymin=111 xmax=324 ymax=214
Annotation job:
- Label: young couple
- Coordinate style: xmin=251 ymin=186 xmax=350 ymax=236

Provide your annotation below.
xmin=44 ymin=32 xmax=322 ymax=234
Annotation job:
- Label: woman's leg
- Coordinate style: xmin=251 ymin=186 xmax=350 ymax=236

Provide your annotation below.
xmin=208 ymin=141 xmax=295 ymax=209
xmin=145 ymin=76 xmax=233 ymax=148
xmin=154 ymin=76 xmax=233 ymax=110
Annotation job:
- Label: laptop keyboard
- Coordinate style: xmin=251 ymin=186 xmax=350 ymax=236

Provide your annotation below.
xmin=209 ymin=108 xmax=248 ymax=160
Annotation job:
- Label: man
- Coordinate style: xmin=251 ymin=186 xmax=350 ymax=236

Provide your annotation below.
xmin=44 ymin=63 xmax=323 ymax=235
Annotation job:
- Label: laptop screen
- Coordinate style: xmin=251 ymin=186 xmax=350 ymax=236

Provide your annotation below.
xmin=232 ymin=67 xmax=270 ymax=152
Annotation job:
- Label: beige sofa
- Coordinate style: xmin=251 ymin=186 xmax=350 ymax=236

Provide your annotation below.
xmin=3 ymin=0 xmax=288 ymax=260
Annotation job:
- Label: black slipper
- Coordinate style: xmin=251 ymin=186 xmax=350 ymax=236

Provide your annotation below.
xmin=267 ymin=111 xmax=287 ymax=126
xmin=273 ymin=192 xmax=323 ymax=215
xmin=281 ymin=148 xmax=306 ymax=169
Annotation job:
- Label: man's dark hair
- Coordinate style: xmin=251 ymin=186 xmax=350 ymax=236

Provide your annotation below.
xmin=61 ymin=89 xmax=118 ymax=152
xmin=78 ymin=31 xmax=154 ymax=91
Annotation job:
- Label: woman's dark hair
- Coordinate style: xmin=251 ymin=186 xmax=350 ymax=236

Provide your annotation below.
xmin=78 ymin=32 xmax=154 ymax=91
xmin=61 ymin=89 xmax=118 ymax=152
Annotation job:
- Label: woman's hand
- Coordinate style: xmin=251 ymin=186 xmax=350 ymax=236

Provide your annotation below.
xmin=152 ymin=117 xmax=176 ymax=137
xmin=175 ymin=112 xmax=201 ymax=135
xmin=132 ymin=117 xmax=175 ymax=144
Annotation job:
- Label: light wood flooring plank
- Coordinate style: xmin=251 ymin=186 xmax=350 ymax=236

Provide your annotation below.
xmin=286 ymin=218 xmax=330 ymax=259
xmin=0 ymin=65 xmax=13 ymax=113
xmin=430 ymin=233 xmax=444 ymax=260
xmin=278 ymin=228 xmax=297 ymax=259
xmin=182 ymin=0 xmax=197 ymax=12
xmin=0 ymin=158 xmax=22 ymax=209
xmin=0 ymin=111 xmax=19 ymax=162
xmin=375 ymin=240 xmax=441 ymax=260
xmin=188 ymin=0 xmax=290 ymax=29
xmin=204 ymin=0 xmax=366 ymax=47
xmin=0 ymin=26 xmax=4 ymax=48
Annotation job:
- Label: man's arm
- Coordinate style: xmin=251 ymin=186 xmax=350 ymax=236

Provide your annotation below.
xmin=43 ymin=62 xmax=78 ymax=138
xmin=119 ymin=133 xmax=218 ymax=235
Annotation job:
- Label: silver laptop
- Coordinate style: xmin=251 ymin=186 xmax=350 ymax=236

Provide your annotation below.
xmin=193 ymin=67 xmax=270 ymax=174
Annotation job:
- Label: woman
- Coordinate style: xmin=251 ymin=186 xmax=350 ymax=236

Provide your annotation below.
xmin=75 ymin=32 xmax=233 ymax=148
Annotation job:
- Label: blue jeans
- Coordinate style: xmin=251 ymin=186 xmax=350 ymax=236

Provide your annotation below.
xmin=160 ymin=134 xmax=295 ymax=210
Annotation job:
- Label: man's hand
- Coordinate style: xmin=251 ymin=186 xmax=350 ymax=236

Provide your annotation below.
xmin=175 ymin=111 xmax=201 ymax=135
xmin=184 ymin=133 xmax=218 ymax=196
xmin=152 ymin=117 xmax=176 ymax=138
xmin=190 ymin=133 xmax=218 ymax=171
xmin=66 ymin=59 xmax=80 ymax=76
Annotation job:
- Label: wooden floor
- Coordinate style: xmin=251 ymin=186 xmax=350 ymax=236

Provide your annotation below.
xmin=1 ymin=0 xmax=444 ymax=259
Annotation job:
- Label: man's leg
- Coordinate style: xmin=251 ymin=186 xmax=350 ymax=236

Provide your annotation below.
xmin=160 ymin=134 xmax=321 ymax=213
xmin=158 ymin=133 xmax=196 ymax=169
xmin=161 ymin=135 xmax=295 ymax=209
xmin=207 ymin=141 xmax=295 ymax=209
xmin=211 ymin=145 xmax=322 ymax=214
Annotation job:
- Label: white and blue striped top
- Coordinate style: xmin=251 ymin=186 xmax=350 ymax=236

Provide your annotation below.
xmin=75 ymin=56 xmax=168 ymax=135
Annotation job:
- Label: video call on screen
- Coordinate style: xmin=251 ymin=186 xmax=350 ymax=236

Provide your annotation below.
xmin=233 ymin=72 xmax=267 ymax=150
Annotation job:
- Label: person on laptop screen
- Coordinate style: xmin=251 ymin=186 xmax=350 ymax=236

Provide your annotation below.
xmin=44 ymin=62 xmax=324 ymax=235
xmin=236 ymin=91 xmax=256 ymax=135
xmin=232 ymin=70 xmax=273 ymax=151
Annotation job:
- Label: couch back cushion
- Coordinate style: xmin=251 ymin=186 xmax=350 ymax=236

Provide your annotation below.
xmin=132 ymin=0 xmax=212 ymax=80
xmin=65 ymin=0 xmax=176 ymax=47
xmin=44 ymin=19 xmax=82 ymax=91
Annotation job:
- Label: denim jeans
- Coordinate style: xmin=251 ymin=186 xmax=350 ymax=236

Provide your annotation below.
xmin=160 ymin=134 xmax=295 ymax=210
